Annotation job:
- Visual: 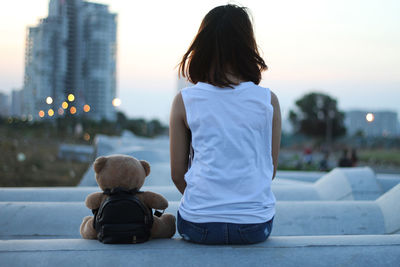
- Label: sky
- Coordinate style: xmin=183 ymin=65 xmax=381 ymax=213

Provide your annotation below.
xmin=0 ymin=0 xmax=399 ymax=124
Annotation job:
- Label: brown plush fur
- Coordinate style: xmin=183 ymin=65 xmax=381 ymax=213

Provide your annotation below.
xmin=80 ymin=154 xmax=176 ymax=240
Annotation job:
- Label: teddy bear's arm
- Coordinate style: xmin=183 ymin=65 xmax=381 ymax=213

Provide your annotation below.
xmin=140 ymin=191 xmax=169 ymax=210
xmin=85 ymin=192 xmax=104 ymax=210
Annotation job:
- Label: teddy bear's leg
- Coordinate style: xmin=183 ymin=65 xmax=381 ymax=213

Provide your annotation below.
xmin=80 ymin=216 xmax=98 ymax=239
xmin=151 ymin=213 xmax=176 ymax=238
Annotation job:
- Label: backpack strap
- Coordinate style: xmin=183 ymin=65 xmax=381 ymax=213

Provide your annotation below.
xmin=92 ymin=207 xmax=99 ymax=229
xmin=103 ymin=187 xmax=139 ymax=196
xmin=154 ymin=210 xmax=163 ymax=217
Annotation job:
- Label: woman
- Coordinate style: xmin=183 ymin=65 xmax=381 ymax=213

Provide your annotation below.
xmin=169 ymin=4 xmax=281 ymax=245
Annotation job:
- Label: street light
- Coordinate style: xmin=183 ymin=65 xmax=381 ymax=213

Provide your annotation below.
xmin=46 ymin=97 xmax=53 ymax=105
xmin=112 ymin=98 xmax=121 ymax=107
xmin=62 ymin=101 xmax=68 ymax=109
xmin=48 ymin=109 xmax=54 ymax=117
xmin=83 ymin=104 xmax=91 ymax=112
xmin=70 ymin=106 xmax=77 ymax=115
xmin=38 ymin=110 xmax=45 ymax=118
xmin=366 ymin=113 xmax=374 ymax=123
xmin=68 ymin=94 xmax=75 ymax=102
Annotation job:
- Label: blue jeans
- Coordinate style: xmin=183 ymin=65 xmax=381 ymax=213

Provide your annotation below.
xmin=177 ymin=212 xmax=273 ymax=245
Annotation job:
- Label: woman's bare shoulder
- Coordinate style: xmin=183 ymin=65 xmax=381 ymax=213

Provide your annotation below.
xmin=270 ymin=90 xmax=280 ymax=108
xmin=171 ymin=92 xmax=188 ymax=127
xmin=171 ymin=92 xmax=185 ymax=113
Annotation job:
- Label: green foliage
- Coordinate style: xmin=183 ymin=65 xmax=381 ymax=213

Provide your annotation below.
xmin=289 ymin=92 xmax=346 ymax=139
xmin=125 ymin=118 xmax=167 ymax=138
xmin=0 ymin=112 xmax=168 ymax=140
xmin=0 ymin=113 xmax=169 ymax=187
xmin=358 ymin=149 xmax=400 ymax=166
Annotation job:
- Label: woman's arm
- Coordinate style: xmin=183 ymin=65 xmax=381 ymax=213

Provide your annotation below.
xmin=271 ymin=91 xmax=282 ymax=179
xmin=169 ymin=93 xmax=191 ymax=194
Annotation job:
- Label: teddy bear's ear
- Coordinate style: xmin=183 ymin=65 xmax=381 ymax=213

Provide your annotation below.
xmin=140 ymin=160 xmax=151 ymax=176
xmin=93 ymin=156 xmax=107 ymax=173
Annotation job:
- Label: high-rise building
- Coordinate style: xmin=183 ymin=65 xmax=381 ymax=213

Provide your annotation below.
xmin=23 ymin=0 xmax=117 ymax=121
xmin=0 ymin=92 xmax=10 ymax=117
xmin=345 ymin=110 xmax=399 ymax=137
xmin=11 ymin=89 xmax=24 ymax=117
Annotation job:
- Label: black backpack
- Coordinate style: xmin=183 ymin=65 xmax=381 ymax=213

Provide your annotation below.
xmin=92 ymin=187 xmax=154 ymax=244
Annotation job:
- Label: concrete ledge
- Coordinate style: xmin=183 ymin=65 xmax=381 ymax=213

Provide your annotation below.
xmin=377 ymin=174 xmax=400 ymax=193
xmin=1 ymin=167 xmax=390 ymax=202
xmin=0 ymin=236 xmax=399 ymax=267
xmin=274 ymin=170 xmax=324 ymax=183
xmin=315 ymin=167 xmax=382 ymax=200
xmin=0 ymin=186 xmax=180 ymax=202
xmin=0 ymin=201 xmax=388 ymax=238
xmin=377 ymin=184 xmax=400 ymax=234
xmin=79 ymin=165 xmax=324 ymax=187
xmin=0 ymin=184 xmax=321 ymax=202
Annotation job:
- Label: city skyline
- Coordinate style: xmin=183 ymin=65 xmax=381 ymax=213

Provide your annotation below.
xmin=21 ymin=0 xmax=117 ymax=121
xmin=0 ymin=0 xmax=399 ymax=122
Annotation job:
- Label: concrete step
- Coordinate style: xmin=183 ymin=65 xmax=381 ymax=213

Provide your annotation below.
xmin=1 ymin=167 xmax=391 ymax=202
xmin=314 ymin=167 xmax=383 ymax=200
xmin=1 ymin=184 xmax=399 ymax=239
xmin=1 ymin=236 xmax=399 ymax=267
xmin=0 ymin=184 xmax=319 ymax=202
xmin=0 ymin=198 xmax=393 ymax=239
xmin=0 ymin=186 xmax=179 ymax=202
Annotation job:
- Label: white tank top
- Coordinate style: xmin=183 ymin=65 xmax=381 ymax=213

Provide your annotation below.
xmin=179 ymin=81 xmax=276 ymax=224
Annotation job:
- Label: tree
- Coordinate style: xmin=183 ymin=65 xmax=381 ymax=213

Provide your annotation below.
xmin=289 ymin=92 xmax=346 ymax=140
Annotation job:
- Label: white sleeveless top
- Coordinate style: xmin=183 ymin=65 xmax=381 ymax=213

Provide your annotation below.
xmin=179 ymin=81 xmax=276 ymax=224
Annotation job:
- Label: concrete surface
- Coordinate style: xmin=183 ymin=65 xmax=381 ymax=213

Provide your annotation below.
xmin=315 ymin=167 xmax=383 ymax=200
xmin=0 ymin=236 xmax=399 ymax=267
xmin=376 ymin=174 xmax=400 ymax=193
xmin=377 ymin=184 xmax=400 ymax=234
xmin=0 ymin=186 xmax=180 ymax=202
xmin=6 ymin=167 xmax=397 ymax=202
xmin=1 ymin=197 xmax=396 ymax=239
xmin=0 ymin=184 xmax=320 ymax=202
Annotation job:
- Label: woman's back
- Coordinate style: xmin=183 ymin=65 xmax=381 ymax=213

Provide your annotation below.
xmin=179 ymin=81 xmax=276 ymax=224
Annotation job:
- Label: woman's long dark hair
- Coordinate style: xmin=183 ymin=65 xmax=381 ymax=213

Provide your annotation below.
xmin=178 ymin=4 xmax=267 ymax=88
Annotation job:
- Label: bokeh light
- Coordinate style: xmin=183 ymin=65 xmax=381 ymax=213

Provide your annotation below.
xmin=70 ymin=106 xmax=77 ymax=114
xmin=83 ymin=104 xmax=91 ymax=112
xmin=84 ymin=133 xmax=90 ymax=141
xmin=62 ymin=101 xmax=68 ymax=109
xmin=17 ymin=152 xmax=26 ymax=162
xmin=46 ymin=96 xmax=53 ymax=105
xmin=68 ymin=94 xmax=75 ymax=102
xmin=38 ymin=110 xmax=45 ymax=118
xmin=58 ymin=108 xmax=64 ymax=115
xmin=112 ymin=98 xmax=121 ymax=107
xmin=48 ymin=109 xmax=54 ymax=117
xmin=366 ymin=113 xmax=375 ymax=122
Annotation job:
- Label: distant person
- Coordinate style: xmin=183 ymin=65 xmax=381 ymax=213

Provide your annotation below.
xmin=319 ymin=152 xmax=330 ymax=171
xmin=338 ymin=149 xmax=352 ymax=167
xmin=169 ymin=4 xmax=281 ymax=245
xmin=351 ymin=148 xmax=358 ymax=167
xmin=303 ymin=147 xmax=313 ymax=165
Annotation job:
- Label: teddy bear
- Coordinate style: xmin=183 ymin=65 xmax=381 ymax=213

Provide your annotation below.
xmin=80 ymin=154 xmax=176 ymax=241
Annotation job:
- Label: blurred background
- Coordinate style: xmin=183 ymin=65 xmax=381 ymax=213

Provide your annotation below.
xmin=0 ymin=0 xmax=399 ymax=186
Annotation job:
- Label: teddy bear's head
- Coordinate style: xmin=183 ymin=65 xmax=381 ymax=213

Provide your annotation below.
xmin=93 ymin=154 xmax=151 ymax=191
